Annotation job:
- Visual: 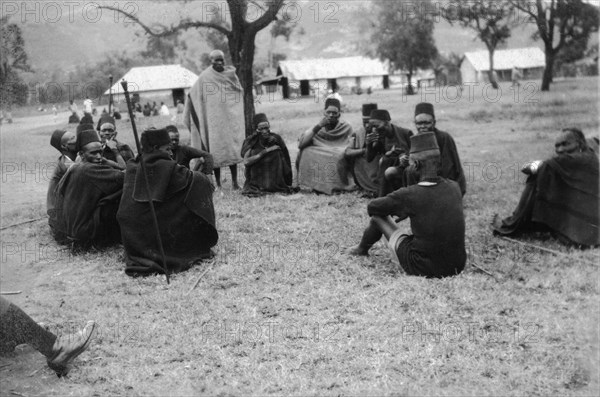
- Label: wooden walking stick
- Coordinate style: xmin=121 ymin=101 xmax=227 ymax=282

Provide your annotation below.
xmin=108 ymin=74 xmax=113 ymax=115
xmin=121 ymin=80 xmax=170 ymax=284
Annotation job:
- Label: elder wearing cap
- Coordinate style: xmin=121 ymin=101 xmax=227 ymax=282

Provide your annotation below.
xmin=57 ymin=127 xmax=125 ymax=248
xmin=344 ymin=103 xmax=381 ymax=197
xmin=240 ymin=113 xmax=293 ymax=196
xmin=395 ymin=102 xmax=466 ymax=196
xmin=347 ymin=132 xmax=466 ymax=278
xmin=364 ymin=108 xmax=413 ymax=197
xmin=98 ymin=118 xmax=134 ymax=168
xmin=117 ymin=128 xmax=218 ymax=276
xmin=296 ymin=98 xmax=356 ymax=194
xmin=166 ymin=125 xmax=213 ymax=174
xmin=47 ymin=128 xmax=77 ymax=243
xmin=184 ymin=49 xmax=244 ymax=190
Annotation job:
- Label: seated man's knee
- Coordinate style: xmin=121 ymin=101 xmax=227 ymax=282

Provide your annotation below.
xmin=384 ymin=166 xmax=400 ymax=181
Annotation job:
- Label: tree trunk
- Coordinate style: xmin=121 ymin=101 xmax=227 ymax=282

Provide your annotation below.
xmin=487 ymin=49 xmax=499 ymax=89
xmin=407 ymin=72 xmax=414 ymax=95
xmin=541 ymin=45 xmax=555 ymax=91
xmin=228 ymin=26 xmax=256 ymax=137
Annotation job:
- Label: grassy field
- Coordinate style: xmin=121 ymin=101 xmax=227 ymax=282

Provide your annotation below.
xmin=0 ymin=77 xmax=598 ymax=396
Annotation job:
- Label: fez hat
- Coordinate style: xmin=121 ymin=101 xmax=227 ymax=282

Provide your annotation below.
xmin=50 ymin=129 xmax=67 ymax=152
xmin=324 ymin=98 xmax=341 ymax=110
xmin=370 ymin=109 xmax=391 ymax=122
xmin=165 ymin=125 xmax=179 ymax=133
xmin=76 ymin=129 xmax=100 ymax=152
xmin=100 ymin=122 xmax=115 ymax=131
xmin=410 ymin=132 xmax=440 ymax=161
xmin=97 ymin=114 xmax=115 ymax=127
xmin=362 ymin=103 xmax=377 ymax=118
xmin=252 ymin=113 xmax=269 ymax=128
xmin=77 ymin=123 xmax=95 ymax=134
xmin=415 ymin=102 xmax=435 ymax=118
xmin=141 ymin=128 xmax=170 ymax=150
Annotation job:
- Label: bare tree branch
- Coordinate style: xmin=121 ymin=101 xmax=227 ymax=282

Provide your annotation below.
xmin=98 ymin=5 xmax=231 ymax=37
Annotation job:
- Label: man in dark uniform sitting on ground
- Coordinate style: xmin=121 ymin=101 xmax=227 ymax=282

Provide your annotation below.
xmin=98 ymin=119 xmax=134 ymax=168
xmin=347 ymin=132 xmax=466 ymax=278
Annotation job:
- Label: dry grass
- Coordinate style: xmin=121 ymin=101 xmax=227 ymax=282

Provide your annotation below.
xmin=0 ymin=77 xmax=598 ymax=396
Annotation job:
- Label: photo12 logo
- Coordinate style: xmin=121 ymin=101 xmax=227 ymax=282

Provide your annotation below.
xmin=1 ymin=2 xmax=139 ymax=24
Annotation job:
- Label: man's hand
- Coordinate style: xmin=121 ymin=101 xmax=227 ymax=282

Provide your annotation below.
xmin=317 ymin=117 xmax=329 ymax=128
xmin=521 ymin=160 xmax=543 ymax=175
xmin=264 ymin=136 xmax=277 ymax=146
xmin=105 ymin=140 xmax=118 ymax=151
xmin=398 ymin=154 xmax=409 ymax=167
xmin=366 ymin=132 xmax=379 ymax=144
xmin=385 ymin=145 xmax=403 ymax=158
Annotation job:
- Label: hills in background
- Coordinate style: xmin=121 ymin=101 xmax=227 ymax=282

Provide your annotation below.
xmin=19 ymin=1 xmax=551 ymax=76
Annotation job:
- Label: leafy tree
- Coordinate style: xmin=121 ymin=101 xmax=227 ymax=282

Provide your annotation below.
xmin=141 ymin=34 xmax=181 ymax=63
xmin=442 ymin=0 xmax=515 ymax=89
xmin=372 ymin=0 xmax=438 ymax=95
xmin=509 ymin=0 xmax=600 ymax=90
xmin=100 ymin=0 xmax=286 ymax=135
xmin=0 ymin=16 xmax=32 ymax=107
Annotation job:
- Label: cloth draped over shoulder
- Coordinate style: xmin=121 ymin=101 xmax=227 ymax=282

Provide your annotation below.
xmin=57 ymin=162 xmax=124 ymax=246
xmin=241 ymin=132 xmax=292 ymax=196
xmin=494 ymin=151 xmax=599 ymax=246
xmin=296 ymin=121 xmax=355 ymax=194
xmin=117 ymin=151 xmax=218 ymax=276
xmin=183 ymin=66 xmax=244 ymax=168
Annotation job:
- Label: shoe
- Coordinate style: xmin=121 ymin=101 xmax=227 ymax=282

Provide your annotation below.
xmin=47 ymin=321 xmax=97 ymax=377
xmin=345 ymin=245 xmax=369 ymax=256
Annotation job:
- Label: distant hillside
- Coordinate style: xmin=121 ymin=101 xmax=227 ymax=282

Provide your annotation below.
xmin=20 ymin=1 xmax=550 ymax=75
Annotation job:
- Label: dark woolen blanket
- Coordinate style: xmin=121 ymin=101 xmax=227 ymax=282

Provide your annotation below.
xmin=532 ymin=151 xmax=599 ymax=246
xmin=117 ymin=152 xmax=218 ymax=276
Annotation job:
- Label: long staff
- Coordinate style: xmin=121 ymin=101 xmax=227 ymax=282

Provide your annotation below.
xmin=121 ymin=80 xmax=170 ymax=284
xmin=108 ymin=74 xmax=113 ymax=115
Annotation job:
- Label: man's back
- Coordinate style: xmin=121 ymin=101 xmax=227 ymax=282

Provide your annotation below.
xmin=368 ymin=178 xmax=466 ymax=276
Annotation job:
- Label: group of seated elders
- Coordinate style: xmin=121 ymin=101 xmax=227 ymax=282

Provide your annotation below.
xmin=166 ymin=124 xmax=213 ymax=173
xmin=241 ymin=113 xmax=293 ymax=196
xmin=57 ymin=127 xmax=125 ymax=248
xmin=344 ymin=103 xmax=380 ymax=196
xmin=384 ymin=102 xmax=466 ymax=197
xmin=347 ymin=132 xmax=466 ymax=278
xmin=493 ymin=128 xmax=599 ymax=247
xmin=296 ymin=98 xmax=356 ymax=194
xmin=47 ymin=129 xmax=77 ymax=243
xmin=117 ymin=128 xmax=218 ymax=276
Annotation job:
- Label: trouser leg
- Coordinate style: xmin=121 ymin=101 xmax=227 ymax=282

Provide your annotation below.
xmin=0 ymin=297 xmax=56 ymax=357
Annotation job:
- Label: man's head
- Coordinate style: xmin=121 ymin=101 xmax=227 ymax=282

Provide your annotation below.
xmin=555 ymin=127 xmax=588 ymax=155
xmin=370 ymin=109 xmax=391 ymax=135
xmin=253 ymin=113 xmax=270 ymax=137
xmin=323 ymin=98 xmax=341 ymax=128
xmin=77 ymin=129 xmax=102 ymax=164
xmin=361 ymin=103 xmax=377 ymax=129
xmin=210 ymin=50 xmax=225 ymax=72
xmin=414 ymin=102 xmax=436 ymax=134
xmin=166 ymin=125 xmax=179 ymax=148
xmin=141 ymin=128 xmax=173 ymax=157
xmin=51 ymin=129 xmax=73 ymax=154
xmin=99 ymin=122 xmax=117 ymax=144
xmin=409 ymin=132 xmax=441 ymax=176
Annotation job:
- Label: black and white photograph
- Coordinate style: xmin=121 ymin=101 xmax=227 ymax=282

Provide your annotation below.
xmin=0 ymin=0 xmax=598 ymax=395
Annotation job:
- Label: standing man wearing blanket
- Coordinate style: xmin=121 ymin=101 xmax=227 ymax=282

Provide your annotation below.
xmin=184 ymin=49 xmax=244 ymax=190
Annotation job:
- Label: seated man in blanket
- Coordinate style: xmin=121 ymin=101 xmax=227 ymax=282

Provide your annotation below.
xmin=493 ymin=127 xmax=599 ymax=247
xmin=296 ymin=98 xmax=355 ymax=194
xmin=117 ymin=128 xmax=218 ymax=276
xmin=241 ymin=113 xmax=293 ymax=196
